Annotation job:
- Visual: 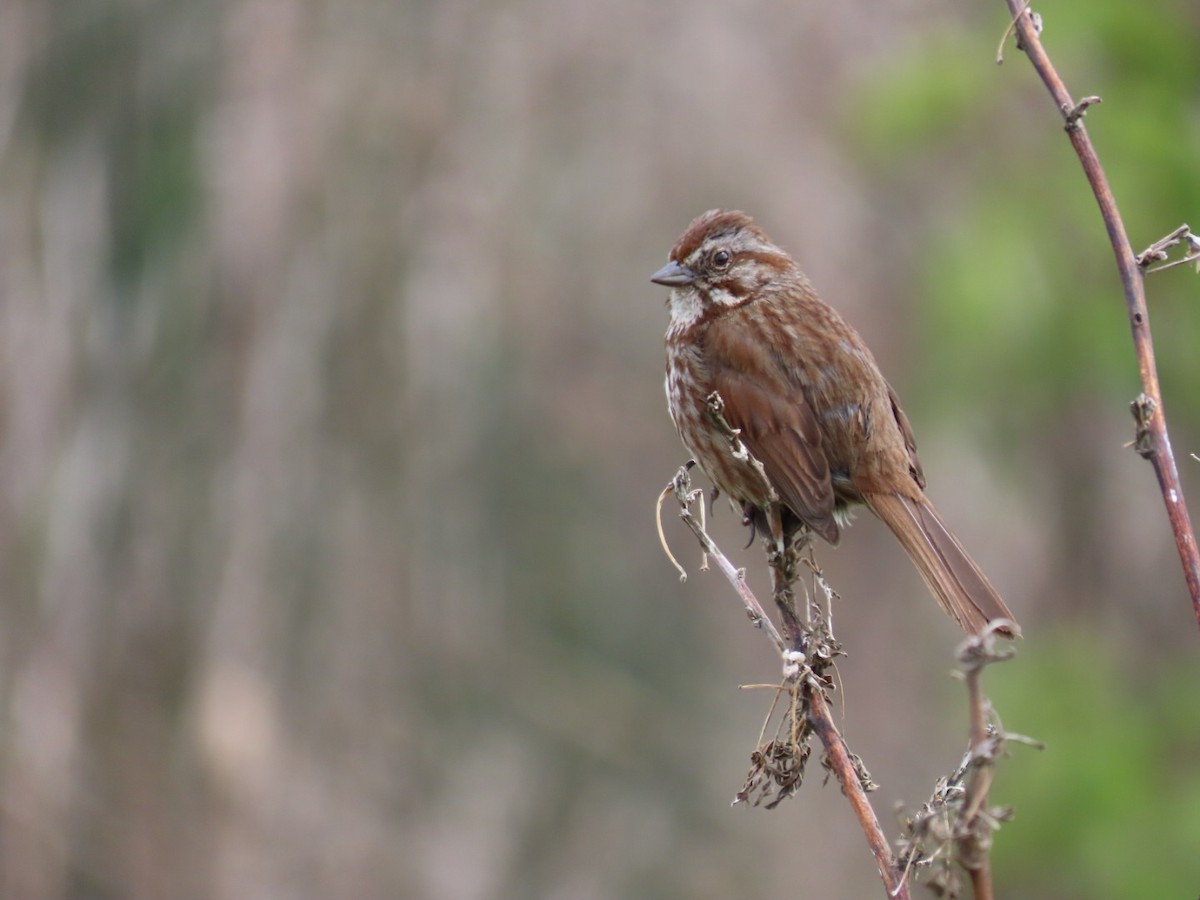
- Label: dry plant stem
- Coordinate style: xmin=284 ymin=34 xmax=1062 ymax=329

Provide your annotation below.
xmin=959 ymin=658 xmax=995 ymax=900
xmin=668 ymin=469 xmax=787 ymax=653
xmin=765 ymin=544 xmax=911 ymax=897
xmin=1004 ymin=0 xmax=1200 ymax=628
xmin=952 ymin=622 xmax=1016 ymax=900
xmin=672 ymin=396 xmax=912 ymax=894
xmin=668 ymin=478 xmax=906 ymax=898
xmin=896 ymin=627 xmax=1020 ymax=899
xmin=767 ymin=547 xmax=905 ymax=898
xmin=805 ymin=686 xmax=911 ymax=899
xmin=671 ymin=400 xmax=909 ymax=896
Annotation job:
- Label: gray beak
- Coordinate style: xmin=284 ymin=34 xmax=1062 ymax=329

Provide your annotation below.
xmin=650 ymin=260 xmax=695 ymax=287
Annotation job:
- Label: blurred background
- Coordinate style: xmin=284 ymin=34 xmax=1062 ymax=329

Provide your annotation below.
xmin=2 ymin=0 xmax=1199 ymax=897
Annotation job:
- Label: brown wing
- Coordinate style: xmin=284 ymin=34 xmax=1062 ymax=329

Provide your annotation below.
xmin=886 ymin=381 xmax=925 ymax=490
xmin=713 ymin=366 xmax=840 ymax=544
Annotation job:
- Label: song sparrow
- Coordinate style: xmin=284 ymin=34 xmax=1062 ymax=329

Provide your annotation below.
xmin=653 ymin=209 xmax=1017 ymax=636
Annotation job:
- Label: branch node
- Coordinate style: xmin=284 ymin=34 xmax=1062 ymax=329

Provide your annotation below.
xmin=1138 ymin=224 xmax=1200 ymax=274
xmin=996 ymin=2 xmax=1040 ymax=64
xmin=1130 ymin=393 xmax=1158 ymax=460
xmin=781 ymin=648 xmax=806 ymax=680
xmin=1062 ymin=95 xmax=1101 ymax=129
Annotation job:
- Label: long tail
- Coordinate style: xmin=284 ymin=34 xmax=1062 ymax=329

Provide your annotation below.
xmin=863 ymin=491 xmax=1019 ymax=637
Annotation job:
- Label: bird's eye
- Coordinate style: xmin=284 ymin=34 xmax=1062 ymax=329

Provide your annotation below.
xmin=712 ymin=250 xmax=731 ymax=269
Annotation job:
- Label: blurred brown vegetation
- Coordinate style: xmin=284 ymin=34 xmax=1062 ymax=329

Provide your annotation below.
xmin=1 ymin=0 xmax=1199 ymax=897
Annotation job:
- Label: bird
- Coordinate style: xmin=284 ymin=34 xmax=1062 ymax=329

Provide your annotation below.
xmin=653 ymin=209 xmax=1017 ymax=636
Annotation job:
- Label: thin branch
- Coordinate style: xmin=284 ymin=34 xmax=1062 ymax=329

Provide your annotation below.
xmin=1138 ymin=224 xmax=1200 ymax=275
xmin=666 ymin=464 xmax=786 ymax=653
xmin=1001 ymin=1 xmax=1200 ymax=628
xmin=955 ymin=623 xmax=1016 ymax=900
xmin=663 ymin=430 xmax=909 ymax=898
xmin=763 ymin=543 xmax=904 ymax=896
xmin=805 ymin=685 xmax=908 ymax=898
xmin=894 ymin=625 xmax=1033 ymax=898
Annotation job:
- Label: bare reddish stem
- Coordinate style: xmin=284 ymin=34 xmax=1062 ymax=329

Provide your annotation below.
xmin=1003 ymin=1 xmax=1200 ymax=628
xmin=666 ymin=469 xmax=907 ymax=898
xmin=958 ymin=654 xmax=996 ymax=900
xmin=806 ymin=687 xmax=911 ymax=899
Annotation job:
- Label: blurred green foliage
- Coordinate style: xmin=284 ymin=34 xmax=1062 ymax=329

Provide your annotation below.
xmin=855 ymin=5 xmax=1200 ymax=895
xmin=851 ymin=0 xmax=1200 ymax=437
xmin=988 ymin=634 xmax=1200 ymax=898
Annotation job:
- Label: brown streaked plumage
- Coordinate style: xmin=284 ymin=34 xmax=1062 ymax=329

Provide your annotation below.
xmin=653 ymin=209 xmax=1017 ymax=636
